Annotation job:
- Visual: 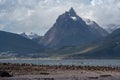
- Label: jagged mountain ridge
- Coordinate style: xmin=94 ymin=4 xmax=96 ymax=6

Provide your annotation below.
xmin=84 ymin=19 xmax=108 ymax=37
xmin=105 ymin=24 xmax=120 ymax=33
xmin=40 ymin=8 xmax=108 ymax=48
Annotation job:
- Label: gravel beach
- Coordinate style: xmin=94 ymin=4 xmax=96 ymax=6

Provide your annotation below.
xmin=0 ymin=63 xmax=120 ymax=80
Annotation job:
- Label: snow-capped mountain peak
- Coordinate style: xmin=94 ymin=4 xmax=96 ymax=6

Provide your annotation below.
xmin=68 ymin=7 xmax=76 ymax=16
xmin=68 ymin=8 xmax=78 ymax=21
xmin=20 ymin=32 xmax=29 ymax=39
xmin=20 ymin=32 xmax=40 ymax=39
xmin=28 ymin=32 xmax=40 ymax=39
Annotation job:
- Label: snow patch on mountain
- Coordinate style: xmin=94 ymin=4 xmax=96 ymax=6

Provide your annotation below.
xmin=105 ymin=24 xmax=120 ymax=33
xmin=20 ymin=32 xmax=40 ymax=39
xmin=84 ymin=19 xmax=94 ymax=25
xmin=28 ymin=32 xmax=40 ymax=39
xmin=71 ymin=16 xmax=77 ymax=21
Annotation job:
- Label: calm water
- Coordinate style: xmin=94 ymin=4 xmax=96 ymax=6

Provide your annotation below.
xmin=0 ymin=59 xmax=120 ymax=67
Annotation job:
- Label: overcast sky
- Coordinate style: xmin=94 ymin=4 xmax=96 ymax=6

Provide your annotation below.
xmin=0 ymin=0 xmax=120 ymax=35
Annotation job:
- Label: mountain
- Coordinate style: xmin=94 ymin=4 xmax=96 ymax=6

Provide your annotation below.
xmin=20 ymin=32 xmax=29 ymax=39
xmin=27 ymin=32 xmax=41 ymax=39
xmin=105 ymin=24 xmax=120 ymax=33
xmin=0 ymin=31 xmax=44 ymax=57
xmin=40 ymin=8 xmax=108 ymax=48
xmin=20 ymin=32 xmax=42 ymax=44
xmin=66 ymin=28 xmax=120 ymax=59
xmin=84 ymin=19 xmax=108 ymax=37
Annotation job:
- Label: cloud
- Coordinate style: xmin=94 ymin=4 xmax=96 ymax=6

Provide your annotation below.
xmin=0 ymin=24 xmax=4 ymax=30
xmin=90 ymin=0 xmax=120 ymax=26
xmin=0 ymin=0 xmax=119 ymax=35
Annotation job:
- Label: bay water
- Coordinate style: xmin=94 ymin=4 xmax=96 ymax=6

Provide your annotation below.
xmin=0 ymin=59 xmax=120 ymax=67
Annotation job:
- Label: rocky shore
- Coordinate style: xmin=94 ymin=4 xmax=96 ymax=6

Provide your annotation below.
xmin=0 ymin=63 xmax=120 ymax=80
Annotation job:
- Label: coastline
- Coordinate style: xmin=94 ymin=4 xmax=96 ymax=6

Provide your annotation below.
xmin=0 ymin=63 xmax=120 ymax=80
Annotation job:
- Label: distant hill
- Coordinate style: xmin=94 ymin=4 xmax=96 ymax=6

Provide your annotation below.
xmin=20 ymin=32 xmax=42 ymax=44
xmin=65 ymin=28 xmax=120 ymax=59
xmin=0 ymin=31 xmax=44 ymax=57
xmin=40 ymin=8 xmax=108 ymax=48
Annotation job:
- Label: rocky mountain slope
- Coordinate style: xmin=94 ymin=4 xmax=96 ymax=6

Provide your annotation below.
xmin=40 ymin=8 xmax=108 ymax=48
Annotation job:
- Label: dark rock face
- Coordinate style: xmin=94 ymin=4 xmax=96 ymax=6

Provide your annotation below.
xmin=0 ymin=71 xmax=12 ymax=77
xmin=40 ymin=8 xmax=108 ymax=48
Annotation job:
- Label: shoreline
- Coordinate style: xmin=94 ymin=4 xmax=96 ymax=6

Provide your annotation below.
xmin=0 ymin=63 xmax=120 ymax=80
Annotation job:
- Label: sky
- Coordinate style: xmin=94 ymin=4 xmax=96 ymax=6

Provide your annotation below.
xmin=0 ymin=0 xmax=120 ymax=35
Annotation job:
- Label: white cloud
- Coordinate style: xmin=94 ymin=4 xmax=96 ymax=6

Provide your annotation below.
xmin=0 ymin=24 xmax=4 ymax=30
xmin=91 ymin=0 xmax=103 ymax=6
xmin=0 ymin=0 xmax=119 ymax=35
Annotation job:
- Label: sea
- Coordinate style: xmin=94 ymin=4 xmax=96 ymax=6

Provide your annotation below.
xmin=0 ymin=59 xmax=120 ymax=67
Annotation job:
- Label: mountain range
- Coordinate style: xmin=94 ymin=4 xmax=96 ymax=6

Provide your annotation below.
xmin=0 ymin=31 xmax=44 ymax=58
xmin=0 ymin=8 xmax=120 ymax=59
